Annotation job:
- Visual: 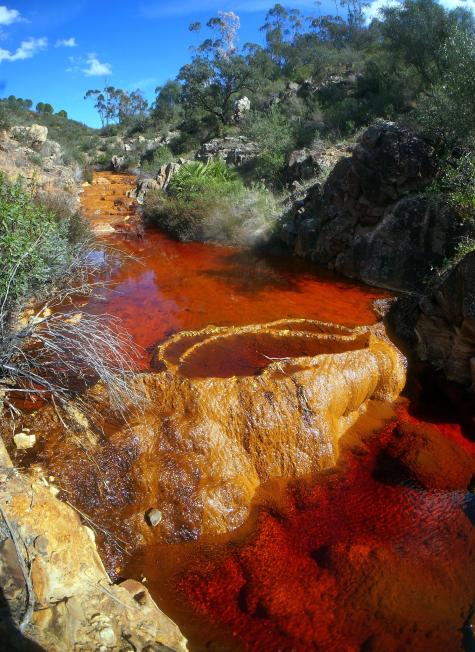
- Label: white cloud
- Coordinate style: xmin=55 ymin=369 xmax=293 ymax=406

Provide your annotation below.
xmin=0 ymin=37 xmax=47 ymax=63
xmin=0 ymin=5 xmax=22 ymax=26
xmin=82 ymin=53 xmax=112 ymax=76
xmin=56 ymin=37 xmax=77 ymax=48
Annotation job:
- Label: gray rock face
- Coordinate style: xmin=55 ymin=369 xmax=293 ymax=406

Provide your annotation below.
xmin=282 ymin=121 xmax=472 ymax=291
xmin=131 ymin=161 xmax=187 ymax=203
xmin=285 ymin=147 xmax=323 ymax=184
xmin=111 ymin=154 xmax=126 ymax=171
xmin=196 ymin=136 xmax=259 ymax=166
xmin=11 ymin=124 xmax=48 ymax=151
xmin=414 ymin=250 xmax=475 ymax=386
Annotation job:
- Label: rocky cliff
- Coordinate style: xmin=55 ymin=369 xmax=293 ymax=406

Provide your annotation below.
xmin=281 ymin=121 xmax=473 ymax=292
xmin=0 ymin=125 xmax=82 ymax=203
xmin=389 ymin=249 xmax=475 ymax=388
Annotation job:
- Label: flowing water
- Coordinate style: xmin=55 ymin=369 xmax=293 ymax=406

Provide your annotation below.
xmin=10 ymin=173 xmax=475 ymax=652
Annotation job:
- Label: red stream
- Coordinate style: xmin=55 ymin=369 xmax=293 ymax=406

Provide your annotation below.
xmin=62 ymin=175 xmax=475 ymax=650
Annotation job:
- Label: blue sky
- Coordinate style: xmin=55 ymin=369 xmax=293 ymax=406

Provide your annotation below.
xmin=0 ymin=0 xmax=473 ymax=127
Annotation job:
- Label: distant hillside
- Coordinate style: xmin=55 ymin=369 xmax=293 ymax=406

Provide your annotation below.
xmin=0 ymin=96 xmax=100 ymax=167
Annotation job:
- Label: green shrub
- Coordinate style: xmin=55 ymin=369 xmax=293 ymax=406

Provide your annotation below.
xmin=168 ymin=159 xmax=239 ymax=199
xmin=413 ymin=27 xmax=475 ymax=148
xmin=144 ymin=160 xmax=277 ymax=244
xmin=242 ymin=107 xmax=296 ymax=186
xmin=428 ymin=153 xmax=475 ymax=221
xmin=0 ymin=104 xmax=11 ymax=132
xmin=141 ymin=145 xmax=174 ymax=172
xmin=0 ymin=174 xmax=87 ymax=310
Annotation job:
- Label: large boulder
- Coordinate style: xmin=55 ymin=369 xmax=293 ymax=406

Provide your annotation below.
xmin=130 ymin=161 xmax=187 ymax=203
xmin=111 ymin=154 xmax=126 ymax=171
xmin=20 ymin=319 xmax=405 ymax=545
xmin=196 ymin=136 xmax=259 ymax=166
xmin=0 ymin=440 xmax=187 ymax=652
xmin=285 ymin=147 xmax=323 ymax=184
xmin=11 ymin=124 xmax=48 ymax=151
xmin=281 ymin=121 xmax=472 ymax=291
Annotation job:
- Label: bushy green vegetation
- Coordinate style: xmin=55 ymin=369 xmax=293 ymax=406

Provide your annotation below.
xmin=429 ymin=154 xmax=475 ymax=220
xmin=144 ymin=159 xmax=277 ymax=244
xmin=118 ymin=0 xmax=471 ymax=195
xmin=141 ymin=145 xmax=174 ymax=172
xmin=0 ymin=174 xmax=87 ymax=310
xmin=0 ymin=174 xmax=143 ymax=423
xmin=242 ymin=107 xmax=297 ymax=185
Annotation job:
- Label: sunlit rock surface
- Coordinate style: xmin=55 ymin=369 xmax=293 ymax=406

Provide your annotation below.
xmin=81 ymin=171 xmax=142 ymax=235
xmin=0 ymin=440 xmax=187 ymax=652
xmin=15 ymin=319 xmax=405 ymax=549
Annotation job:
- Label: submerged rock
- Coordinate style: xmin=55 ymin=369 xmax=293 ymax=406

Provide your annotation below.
xmin=146 ymin=509 xmax=163 ymax=527
xmin=13 ymin=432 xmax=36 ymax=450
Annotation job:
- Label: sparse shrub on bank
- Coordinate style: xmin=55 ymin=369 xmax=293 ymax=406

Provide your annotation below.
xmin=429 ymin=153 xmax=475 ymax=222
xmin=0 ymin=174 xmax=142 ymax=426
xmin=144 ymin=159 xmax=277 ymax=245
xmin=0 ymin=174 xmax=85 ymax=309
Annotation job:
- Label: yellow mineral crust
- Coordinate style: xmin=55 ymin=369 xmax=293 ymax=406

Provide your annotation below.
xmin=131 ymin=319 xmax=406 ymax=540
xmin=7 ymin=319 xmax=406 ymax=546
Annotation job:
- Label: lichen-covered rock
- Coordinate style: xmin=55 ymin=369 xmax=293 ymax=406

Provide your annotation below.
xmin=196 ymin=136 xmax=259 ymax=166
xmin=11 ymin=124 xmax=48 ymax=151
xmin=111 ymin=154 xmax=126 ymax=171
xmin=285 ymin=147 xmax=322 ymax=184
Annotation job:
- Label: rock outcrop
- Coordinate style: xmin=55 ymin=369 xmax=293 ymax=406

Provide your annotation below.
xmin=12 ymin=319 xmax=405 ymax=552
xmin=0 ymin=440 xmax=187 ymax=652
xmin=11 ymin=124 xmax=48 ymax=151
xmin=390 ymin=250 xmax=475 ymax=387
xmin=196 ymin=136 xmax=259 ymax=166
xmin=281 ymin=121 xmax=473 ymax=291
xmin=0 ymin=128 xmax=81 ymax=199
xmin=130 ymin=161 xmax=185 ymax=204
